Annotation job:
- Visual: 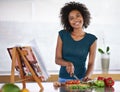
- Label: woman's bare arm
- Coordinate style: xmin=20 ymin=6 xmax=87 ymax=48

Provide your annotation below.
xmin=55 ymin=35 xmax=74 ymax=75
xmin=83 ymin=40 xmax=97 ymax=81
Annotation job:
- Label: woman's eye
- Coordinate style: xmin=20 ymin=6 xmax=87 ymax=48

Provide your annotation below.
xmin=77 ymin=14 xmax=81 ymax=17
xmin=69 ymin=17 xmax=74 ymax=21
xmin=69 ymin=14 xmax=81 ymax=21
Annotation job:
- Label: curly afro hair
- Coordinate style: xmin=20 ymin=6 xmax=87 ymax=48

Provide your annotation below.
xmin=60 ymin=1 xmax=91 ymax=32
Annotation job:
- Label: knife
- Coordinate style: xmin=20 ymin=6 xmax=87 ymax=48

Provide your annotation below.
xmin=72 ymin=74 xmax=87 ymax=83
xmin=72 ymin=73 xmax=79 ymax=80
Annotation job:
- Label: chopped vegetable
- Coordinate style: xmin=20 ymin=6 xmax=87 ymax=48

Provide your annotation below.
xmin=65 ymin=80 xmax=80 ymax=84
xmin=64 ymin=76 xmax=115 ymax=91
xmin=67 ymin=84 xmax=90 ymax=90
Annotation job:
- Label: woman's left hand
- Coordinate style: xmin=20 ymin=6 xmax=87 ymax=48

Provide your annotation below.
xmin=82 ymin=76 xmax=91 ymax=82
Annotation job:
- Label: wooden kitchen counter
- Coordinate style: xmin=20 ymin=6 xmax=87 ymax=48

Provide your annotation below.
xmin=0 ymin=73 xmax=120 ymax=83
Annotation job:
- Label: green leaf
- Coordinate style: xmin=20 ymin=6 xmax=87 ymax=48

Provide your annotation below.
xmin=98 ymin=48 xmax=105 ymax=54
xmin=106 ymin=46 xmax=110 ymax=53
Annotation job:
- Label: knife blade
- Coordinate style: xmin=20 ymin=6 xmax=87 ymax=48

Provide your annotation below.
xmin=72 ymin=73 xmax=79 ymax=80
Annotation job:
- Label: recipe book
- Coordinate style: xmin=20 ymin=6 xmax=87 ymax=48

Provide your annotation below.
xmin=7 ymin=44 xmax=49 ymax=81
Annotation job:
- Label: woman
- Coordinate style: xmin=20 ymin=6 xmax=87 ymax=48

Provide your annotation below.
xmin=55 ymin=1 xmax=97 ymax=83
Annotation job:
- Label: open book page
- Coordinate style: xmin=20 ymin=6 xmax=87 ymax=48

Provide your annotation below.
xmin=28 ymin=40 xmax=50 ymax=81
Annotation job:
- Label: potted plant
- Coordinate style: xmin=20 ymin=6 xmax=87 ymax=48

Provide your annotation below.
xmin=98 ymin=46 xmax=110 ymax=74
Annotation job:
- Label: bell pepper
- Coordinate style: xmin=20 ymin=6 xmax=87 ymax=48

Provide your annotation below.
xmin=97 ymin=76 xmax=105 ymax=81
xmin=104 ymin=77 xmax=114 ymax=87
xmin=94 ymin=80 xmax=105 ymax=87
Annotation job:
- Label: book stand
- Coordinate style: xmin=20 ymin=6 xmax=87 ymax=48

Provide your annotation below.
xmin=9 ymin=47 xmax=43 ymax=89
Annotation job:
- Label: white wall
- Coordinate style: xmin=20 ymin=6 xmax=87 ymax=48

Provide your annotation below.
xmin=0 ymin=0 xmax=120 ymax=74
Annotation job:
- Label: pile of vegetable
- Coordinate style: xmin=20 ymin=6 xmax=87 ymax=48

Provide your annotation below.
xmin=95 ymin=76 xmax=114 ymax=87
xmin=65 ymin=80 xmax=90 ymax=91
xmin=93 ymin=76 xmax=115 ymax=92
xmin=66 ymin=83 xmax=90 ymax=90
xmin=65 ymin=76 xmax=114 ymax=91
xmin=53 ymin=76 xmax=115 ymax=91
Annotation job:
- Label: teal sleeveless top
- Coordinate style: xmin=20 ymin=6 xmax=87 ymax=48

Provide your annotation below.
xmin=59 ymin=30 xmax=97 ymax=79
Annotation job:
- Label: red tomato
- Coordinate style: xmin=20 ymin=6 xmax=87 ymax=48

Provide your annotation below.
xmin=65 ymin=80 xmax=80 ymax=84
xmin=73 ymin=80 xmax=80 ymax=84
xmin=65 ymin=80 xmax=73 ymax=84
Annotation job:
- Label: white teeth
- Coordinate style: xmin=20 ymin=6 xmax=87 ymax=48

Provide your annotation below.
xmin=75 ymin=22 xmax=79 ymax=25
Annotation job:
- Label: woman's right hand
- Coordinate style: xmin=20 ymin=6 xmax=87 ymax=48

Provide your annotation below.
xmin=66 ymin=62 xmax=74 ymax=77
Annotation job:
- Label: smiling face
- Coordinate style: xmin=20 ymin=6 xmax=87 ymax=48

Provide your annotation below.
xmin=68 ymin=10 xmax=84 ymax=30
